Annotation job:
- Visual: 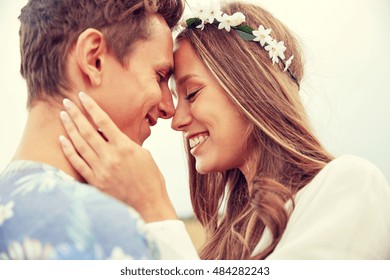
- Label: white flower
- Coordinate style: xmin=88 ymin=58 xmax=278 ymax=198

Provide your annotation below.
xmin=0 ymin=201 xmax=14 ymax=226
xmin=283 ymin=55 xmax=294 ymax=72
xmin=265 ymin=40 xmax=287 ymax=64
xmin=192 ymin=2 xmax=210 ymax=22
xmin=206 ymin=0 xmax=222 ymax=23
xmin=217 ymin=12 xmax=245 ymax=31
xmin=274 ymin=40 xmax=287 ymax=60
xmin=265 ymin=39 xmax=277 ymax=58
xmin=229 ymin=12 xmax=246 ymax=26
xmin=108 ymin=246 xmax=134 ymax=260
xmin=218 ymin=13 xmax=235 ymax=32
xmin=0 ymin=238 xmax=56 ymax=260
xmin=252 ymin=25 xmax=272 ymax=46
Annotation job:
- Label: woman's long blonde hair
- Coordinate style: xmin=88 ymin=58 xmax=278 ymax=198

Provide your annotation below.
xmin=176 ymin=1 xmax=333 ymax=259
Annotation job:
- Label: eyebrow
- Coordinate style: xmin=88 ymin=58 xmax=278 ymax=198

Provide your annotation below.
xmin=176 ymin=73 xmax=199 ymax=86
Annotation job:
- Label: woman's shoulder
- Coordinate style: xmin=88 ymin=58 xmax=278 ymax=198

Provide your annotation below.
xmin=296 ymin=154 xmax=390 ymax=204
xmin=269 ymin=155 xmax=390 ymax=259
xmin=314 ymin=154 xmax=388 ymax=189
xmin=324 ymin=154 xmax=385 ymax=175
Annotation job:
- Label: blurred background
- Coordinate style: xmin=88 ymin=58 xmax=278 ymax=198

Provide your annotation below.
xmin=1 ymin=0 xmax=389 ymax=234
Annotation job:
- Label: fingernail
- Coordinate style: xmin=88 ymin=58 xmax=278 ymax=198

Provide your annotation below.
xmin=79 ymin=92 xmax=88 ymax=104
xmin=63 ymin=98 xmax=73 ymax=110
xmin=59 ymin=135 xmax=70 ymax=147
xmin=59 ymin=111 xmax=70 ymax=122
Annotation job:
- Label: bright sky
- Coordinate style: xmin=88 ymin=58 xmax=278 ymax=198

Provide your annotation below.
xmin=1 ymin=0 xmax=389 ymax=218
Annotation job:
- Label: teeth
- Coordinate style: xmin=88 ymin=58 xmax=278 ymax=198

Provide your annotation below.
xmin=145 ymin=118 xmax=150 ymax=124
xmin=189 ymin=135 xmax=209 ymax=149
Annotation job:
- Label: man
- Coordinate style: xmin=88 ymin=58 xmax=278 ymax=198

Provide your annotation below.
xmin=0 ymin=0 xmax=184 ymax=260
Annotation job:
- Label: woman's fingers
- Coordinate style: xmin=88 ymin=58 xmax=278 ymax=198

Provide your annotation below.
xmin=77 ymin=92 xmax=129 ymax=146
xmin=62 ymin=98 xmax=108 ymax=157
xmin=59 ymin=110 xmax=100 ymax=168
xmin=58 ymin=134 xmax=96 ymax=184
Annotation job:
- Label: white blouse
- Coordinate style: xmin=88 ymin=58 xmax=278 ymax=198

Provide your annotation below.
xmin=145 ymin=155 xmax=390 ymax=259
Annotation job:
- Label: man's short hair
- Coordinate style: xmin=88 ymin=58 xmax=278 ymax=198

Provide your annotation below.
xmin=19 ymin=0 xmax=184 ymax=107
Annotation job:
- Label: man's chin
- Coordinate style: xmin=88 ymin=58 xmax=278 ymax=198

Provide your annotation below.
xmin=125 ymin=131 xmax=148 ymax=147
xmin=134 ymin=135 xmax=146 ymax=147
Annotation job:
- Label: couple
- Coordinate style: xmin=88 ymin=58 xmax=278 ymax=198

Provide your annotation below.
xmin=1 ymin=0 xmax=389 ymax=260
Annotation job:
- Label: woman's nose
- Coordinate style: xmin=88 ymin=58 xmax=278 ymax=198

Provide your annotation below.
xmin=171 ymin=101 xmax=191 ymax=131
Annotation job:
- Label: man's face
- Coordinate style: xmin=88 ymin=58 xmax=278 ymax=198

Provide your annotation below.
xmin=96 ymin=15 xmax=174 ymax=145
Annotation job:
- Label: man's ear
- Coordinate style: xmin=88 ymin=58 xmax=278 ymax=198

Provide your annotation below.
xmin=75 ymin=28 xmax=107 ymax=87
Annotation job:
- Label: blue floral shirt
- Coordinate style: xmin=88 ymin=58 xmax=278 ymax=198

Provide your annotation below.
xmin=0 ymin=160 xmax=160 ymax=260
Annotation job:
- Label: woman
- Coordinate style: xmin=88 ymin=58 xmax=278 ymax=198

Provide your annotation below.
xmin=59 ymin=1 xmax=390 ymax=259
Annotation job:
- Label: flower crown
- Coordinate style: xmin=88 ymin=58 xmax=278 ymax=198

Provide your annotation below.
xmin=184 ymin=2 xmax=299 ymax=86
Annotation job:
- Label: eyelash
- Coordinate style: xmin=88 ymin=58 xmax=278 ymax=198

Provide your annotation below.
xmin=185 ymin=89 xmax=201 ymax=102
xmin=157 ymin=72 xmax=166 ymax=83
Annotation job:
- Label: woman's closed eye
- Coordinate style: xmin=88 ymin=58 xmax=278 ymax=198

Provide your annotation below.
xmin=185 ymin=88 xmax=202 ymax=102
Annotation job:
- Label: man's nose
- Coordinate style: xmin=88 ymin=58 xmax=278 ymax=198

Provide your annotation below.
xmin=158 ymin=87 xmax=175 ymax=119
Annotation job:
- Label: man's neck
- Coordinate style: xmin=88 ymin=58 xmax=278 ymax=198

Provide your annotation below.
xmin=13 ymin=101 xmax=84 ymax=182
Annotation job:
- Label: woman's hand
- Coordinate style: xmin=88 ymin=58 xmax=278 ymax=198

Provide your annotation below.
xmin=59 ymin=92 xmax=177 ymax=222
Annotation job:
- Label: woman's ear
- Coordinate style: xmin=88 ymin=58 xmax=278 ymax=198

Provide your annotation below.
xmin=75 ymin=28 xmax=107 ymax=87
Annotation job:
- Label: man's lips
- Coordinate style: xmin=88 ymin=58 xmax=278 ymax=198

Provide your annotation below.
xmin=146 ymin=114 xmax=157 ymax=126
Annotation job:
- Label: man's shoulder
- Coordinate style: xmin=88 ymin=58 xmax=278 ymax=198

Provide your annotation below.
xmin=1 ymin=160 xmax=111 ymax=202
xmin=1 ymin=160 xmax=96 ymax=204
xmin=0 ymin=160 xmax=143 ymax=222
xmin=0 ymin=161 xmax=158 ymax=260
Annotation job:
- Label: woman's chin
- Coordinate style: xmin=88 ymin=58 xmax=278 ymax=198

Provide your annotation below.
xmin=195 ymin=162 xmax=208 ymax=175
xmin=195 ymin=161 xmax=218 ymax=175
